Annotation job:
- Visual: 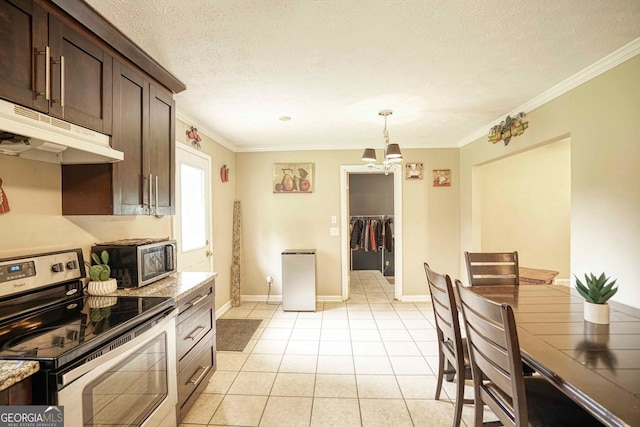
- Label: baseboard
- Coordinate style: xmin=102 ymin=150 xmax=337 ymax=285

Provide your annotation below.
xmin=241 ymin=294 xmax=282 ymax=302
xmin=317 ymin=295 xmax=344 ymax=302
xmin=240 ymin=294 xmax=343 ymax=302
xmin=240 ymin=294 xmax=429 ymax=302
xmin=215 ymin=300 xmax=232 ymax=319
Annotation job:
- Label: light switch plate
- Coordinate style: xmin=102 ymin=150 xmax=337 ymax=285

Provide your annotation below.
xmin=331 ymin=215 xmax=337 ymax=224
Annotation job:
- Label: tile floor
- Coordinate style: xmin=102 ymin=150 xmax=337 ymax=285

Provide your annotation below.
xmin=181 ymin=270 xmax=493 ymax=426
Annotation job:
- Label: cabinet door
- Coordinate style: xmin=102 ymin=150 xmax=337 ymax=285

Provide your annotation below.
xmin=48 ymin=14 xmax=112 ymax=134
xmin=0 ymin=0 xmax=48 ymax=112
xmin=112 ymin=60 xmax=148 ymax=215
xmin=149 ymin=84 xmax=175 ymax=215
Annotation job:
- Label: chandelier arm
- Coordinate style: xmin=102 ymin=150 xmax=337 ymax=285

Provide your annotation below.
xmin=383 ymin=114 xmax=390 ymax=148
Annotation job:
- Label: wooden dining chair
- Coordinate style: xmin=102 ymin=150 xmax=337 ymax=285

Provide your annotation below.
xmin=424 ymin=262 xmax=472 ymax=427
xmin=464 ymin=251 xmax=520 ymax=286
xmin=455 ymin=280 xmax=604 ymax=427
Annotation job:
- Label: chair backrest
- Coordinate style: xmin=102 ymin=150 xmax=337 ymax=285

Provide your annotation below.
xmin=423 ymin=263 xmax=464 ymax=360
xmin=455 ymin=279 xmax=527 ymax=427
xmin=464 ymin=251 xmax=520 ymax=286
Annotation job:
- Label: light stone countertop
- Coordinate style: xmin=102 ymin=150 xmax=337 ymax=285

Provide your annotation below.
xmin=0 ymin=361 xmax=39 ymax=392
xmin=0 ymin=272 xmax=217 ymax=393
xmin=106 ymin=271 xmax=217 ymax=300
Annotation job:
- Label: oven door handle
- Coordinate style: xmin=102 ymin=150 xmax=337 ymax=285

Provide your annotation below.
xmin=59 ymin=309 xmax=177 ymax=386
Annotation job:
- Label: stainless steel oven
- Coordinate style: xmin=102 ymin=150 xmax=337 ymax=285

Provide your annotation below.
xmin=0 ymin=249 xmax=177 ymax=427
xmin=57 ymin=310 xmax=177 ymax=426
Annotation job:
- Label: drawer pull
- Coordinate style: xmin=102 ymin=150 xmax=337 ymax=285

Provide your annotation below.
xmin=188 ymin=365 xmax=208 ymax=385
xmin=186 ymin=325 xmax=206 ymax=340
xmin=187 ymin=294 xmax=209 ymax=307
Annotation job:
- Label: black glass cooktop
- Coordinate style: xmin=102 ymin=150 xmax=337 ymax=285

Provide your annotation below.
xmin=0 ymin=294 xmax=173 ymax=368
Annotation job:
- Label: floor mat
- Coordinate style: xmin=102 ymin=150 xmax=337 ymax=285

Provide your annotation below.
xmin=216 ymin=318 xmax=263 ymax=351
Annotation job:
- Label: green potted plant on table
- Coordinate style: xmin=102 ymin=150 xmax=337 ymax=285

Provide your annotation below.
xmin=575 ymin=272 xmax=618 ymax=324
xmin=85 ymin=250 xmax=117 ymax=296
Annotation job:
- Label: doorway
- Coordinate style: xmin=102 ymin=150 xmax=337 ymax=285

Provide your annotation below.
xmin=474 ymin=138 xmax=571 ymax=280
xmin=349 ymin=173 xmax=395 ymax=276
xmin=340 ymin=165 xmax=403 ymax=301
xmin=173 ymin=143 xmax=213 ymax=272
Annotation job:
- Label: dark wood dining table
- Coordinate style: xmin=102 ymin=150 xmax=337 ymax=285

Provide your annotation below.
xmin=467 ymin=284 xmax=640 ymax=427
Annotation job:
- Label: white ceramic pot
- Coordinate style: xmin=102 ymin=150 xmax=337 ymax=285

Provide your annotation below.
xmin=87 ymin=278 xmax=118 ymax=296
xmin=584 ymin=301 xmax=610 ymax=324
xmin=87 ymin=296 xmax=118 ymax=308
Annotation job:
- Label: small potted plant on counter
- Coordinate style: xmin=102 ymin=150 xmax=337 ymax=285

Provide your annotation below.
xmin=85 ymin=250 xmax=117 ymax=296
xmin=575 ymin=272 xmax=618 ymax=324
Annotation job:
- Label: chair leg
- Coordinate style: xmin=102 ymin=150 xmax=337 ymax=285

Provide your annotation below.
xmin=453 ymin=372 xmax=465 ymax=427
xmin=473 ymin=385 xmax=483 ymax=427
xmin=435 ymin=349 xmax=445 ymax=400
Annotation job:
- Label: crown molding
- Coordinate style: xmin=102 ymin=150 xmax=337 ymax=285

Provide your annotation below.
xmin=175 ymin=107 xmax=239 ymax=152
xmin=456 ymin=37 xmax=640 ymax=148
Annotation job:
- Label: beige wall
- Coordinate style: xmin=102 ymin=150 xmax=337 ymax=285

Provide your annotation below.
xmin=460 ymin=55 xmax=640 ymax=308
xmin=175 ymin=120 xmax=236 ymax=312
xmin=0 ymin=156 xmax=171 ymax=259
xmin=478 ymin=139 xmax=571 ymax=278
xmin=235 ymin=148 xmax=459 ymax=299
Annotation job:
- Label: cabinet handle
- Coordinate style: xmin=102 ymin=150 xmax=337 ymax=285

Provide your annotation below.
xmin=155 ymin=175 xmax=159 ymax=214
xmin=34 ymin=46 xmax=50 ymax=100
xmin=187 ymin=365 xmax=208 ymax=385
xmin=60 ymin=56 xmax=65 ymax=107
xmin=52 ymin=56 xmax=65 ymax=107
xmin=148 ymin=174 xmax=153 ymax=215
xmin=187 ymin=294 xmax=209 ymax=307
xmin=186 ymin=325 xmax=205 ymax=340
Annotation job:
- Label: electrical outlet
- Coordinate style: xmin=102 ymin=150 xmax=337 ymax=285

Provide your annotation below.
xmin=266 ymin=275 xmax=273 ymax=286
xmin=385 ymin=261 xmax=390 ymax=267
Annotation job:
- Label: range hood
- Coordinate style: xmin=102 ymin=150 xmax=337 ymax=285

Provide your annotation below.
xmin=0 ymin=98 xmax=123 ymax=164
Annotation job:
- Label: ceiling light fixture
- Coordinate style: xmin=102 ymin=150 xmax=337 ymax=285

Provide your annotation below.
xmin=362 ymin=109 xmax=403 ymax=174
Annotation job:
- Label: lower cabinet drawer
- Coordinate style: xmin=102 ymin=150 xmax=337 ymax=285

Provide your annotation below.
xmin=177 ymin=304 xmax=213 ymax=362
xmin=178 ymin=329 xmax=215 ymax=418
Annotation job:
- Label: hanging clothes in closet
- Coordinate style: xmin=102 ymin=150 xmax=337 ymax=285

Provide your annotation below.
xmin=383 ymin=217 xmax=394 ymax=252
xmin=349 ymin=215 xmax=394 ymax=274
xmin=349 ymin=216 xmax=393 ymax=252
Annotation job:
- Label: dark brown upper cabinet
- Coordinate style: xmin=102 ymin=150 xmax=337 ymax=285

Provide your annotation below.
xmin=0 ymin=0 xmax=112 ymax=134
xmin=111 ymin=60 xmax=175 ymax=216
xmin=48 ymin=13 xmax=112 ymax=134
xmin=148 ymin=84 xmax=175 ymax=216
xmin=0 ymin=0 xmax=49 ymax=112
xmin=62 ymin=60 xmax=174 ymax=216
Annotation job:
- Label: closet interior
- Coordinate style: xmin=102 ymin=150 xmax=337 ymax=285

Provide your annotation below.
xmin=348 ymin=173 xmax=395 ymax=278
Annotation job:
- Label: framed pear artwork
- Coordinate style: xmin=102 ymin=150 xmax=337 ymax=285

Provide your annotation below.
xmin=273 ymin=163 xmax=314 ymax=193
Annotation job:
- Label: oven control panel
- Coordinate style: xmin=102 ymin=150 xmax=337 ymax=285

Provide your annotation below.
xmin=0 ymin=260 xmax=36 ymax=282
xmin=0 ymin=249 xmax=85 ymax=298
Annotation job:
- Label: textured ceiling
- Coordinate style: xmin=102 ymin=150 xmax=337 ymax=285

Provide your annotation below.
xmin=84 ymin=0 xmax=640 ymax=152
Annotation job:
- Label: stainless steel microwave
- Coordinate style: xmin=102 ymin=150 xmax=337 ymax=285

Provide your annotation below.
xmin=90 ymin=239 xmax=177 ymax=288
